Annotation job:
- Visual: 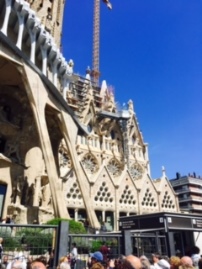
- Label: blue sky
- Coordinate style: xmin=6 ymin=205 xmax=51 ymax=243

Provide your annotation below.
xmin=62 ymin=0 xmax=202 ymax=180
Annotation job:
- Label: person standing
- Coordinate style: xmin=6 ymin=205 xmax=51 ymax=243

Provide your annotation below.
xmin=100 ymin=242 xmax=110 ymax=262
xmin=0 ymin=238 xmax=3 ymax=263
xmin=70 ymin=243 xmax=78 ymax=269
xmin=151 ymin=253 xmax=162 ymax=269
xmin=89 ymin=251 xmax=104 ymax=269
xmin=100 ymin=222 xmax=107 ymax=232
xmin=1 ymin=255 xmax=8 ymax=269
xmin=190 ymin=246 xmax=200 ymax=269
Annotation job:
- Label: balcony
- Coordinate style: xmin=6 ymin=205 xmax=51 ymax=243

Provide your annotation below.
xmin=179 ymin=195 xmax=202 ymax=202
xmin=189 ymin=187 xmax=202 ymax=193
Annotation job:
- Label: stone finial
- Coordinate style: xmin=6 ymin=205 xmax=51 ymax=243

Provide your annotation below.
xmin=86 ymin=66 xmax=91 ymax=80
xmin=100 ymin=80 xmax=107 ymax=99
xmin=128 ymin=99 xmax=134 ymax=115
xmin=66 ymin=59 xmax=74 ymax=75
xmin=162 ymin=166 xmax=166 ymax=177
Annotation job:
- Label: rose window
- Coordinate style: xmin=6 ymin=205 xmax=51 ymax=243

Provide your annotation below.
xmin=107 ymin=159 xmax=122 ymax=177
xmin=82 ymin=154 xmax=98 ymax=174
xmin=130 ymin=163 xmax=143 ymax=180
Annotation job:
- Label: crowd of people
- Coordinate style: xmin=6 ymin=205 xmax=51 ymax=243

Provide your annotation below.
xmin=0 ymin=240 xmax=202 ymax=269
xmin=1 ymin=250 xmax=202 ymax=269
xmin=84 ymin=246 xmax=202 ymax=269
xmin=83 ymin=246 xmax=202 ymax=269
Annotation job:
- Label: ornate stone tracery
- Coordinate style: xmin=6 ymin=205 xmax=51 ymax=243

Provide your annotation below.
xmin=81 ymin=153 xmax=98 ymax=174
xmin=107 ymin=158 xmax=122 ymax=177
xmin=59 ymin=141 xmax=72 ymax=169
xmin=130 ymin=162 xmax=143 ymax=180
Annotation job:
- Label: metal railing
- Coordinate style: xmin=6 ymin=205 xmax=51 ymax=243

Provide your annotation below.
xmin=68 ymin=233 xmax=123 ymax=269
xmin=0 ymin=223 xmax=57 ymax=265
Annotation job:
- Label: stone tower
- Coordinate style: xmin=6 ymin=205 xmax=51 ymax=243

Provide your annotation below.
xmin=25 ymin=0 xmax=65 ymax=48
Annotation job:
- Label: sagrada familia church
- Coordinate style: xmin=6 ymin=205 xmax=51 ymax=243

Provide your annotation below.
xmin=0 ymin=0 xmax=180 ymax=230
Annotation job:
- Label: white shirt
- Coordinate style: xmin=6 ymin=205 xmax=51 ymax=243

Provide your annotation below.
xmin=71 ymin=247 xmax=78 ymax=259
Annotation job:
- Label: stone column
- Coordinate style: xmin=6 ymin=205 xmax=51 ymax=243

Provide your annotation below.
xmin=15 ymin=2 xmax=30 ymax=49
xmin=23 ymin=66 xmax=69 ymax=218
xmin=52 ymin=62 xmax=58 ymax=87
xmin=59 ymin=111 xmax=100 ymax=228
xmin=75 ymin=208 xmax=78 ymax=221
xmin=1 ymin=0 xmax=12 ymax=35
xmin=40 ymin=41 xmax=49 ymax=76
xmin=33 ymin=176 xmax=41 ymax=206
xmin=114 ymin=186 xmax=119 ymax=231
xmin=60 ymin=63 xmax=72 ymax=100
xmin=102 ymin=210 xmax=105 ymax=222
xmin=26 ymin=14 xmax=40 ymax=64
xmin=137 ymin=189 xmax=141 ymax=214
xmin=49 ymin=49 xmax=60 ymax=87
xmin=38 ymin=29 xmax=53 ymax=76
xmin=113 ymin=211 xmax=116 ymax=231
xmin=62 ymin=80 xmax=69 ymax=100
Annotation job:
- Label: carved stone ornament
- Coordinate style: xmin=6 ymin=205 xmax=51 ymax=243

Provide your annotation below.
xmin=81 ymin=153 xmax=98 ymax=174
xmin=107 ymin=158 xmax=122 ymax=177
xmin=130 ymin=163 xmax=143 ymax=180
xmin=59 ymin=142 xmax=72 ymax=168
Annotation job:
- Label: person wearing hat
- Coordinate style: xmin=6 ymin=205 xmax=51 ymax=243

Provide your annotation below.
xmin=89 ymin=251 xmax=104 ymax=269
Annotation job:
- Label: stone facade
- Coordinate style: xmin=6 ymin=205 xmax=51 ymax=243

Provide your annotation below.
xmin=24 ymin=0 xmax=65 ymax=48
xmin=0 ymin=0 xmax=180 ymax=230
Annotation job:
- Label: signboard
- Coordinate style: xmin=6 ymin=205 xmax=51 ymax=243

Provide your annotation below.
xmin=119 ymin=219 xmax=138 ymax=230
xmin=139 ymin=216 xmax=165 ymax=229
xmin=167 ymin=217 xmax=192 ymax=229
xmin=192 ymin=219 xmax=202 ymax=229
xmin=120 ymin=213 xmax=202 ymax=231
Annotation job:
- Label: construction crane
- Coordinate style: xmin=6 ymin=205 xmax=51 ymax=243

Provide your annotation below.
xmin=91 ymin=0 xmax=112 ymax=85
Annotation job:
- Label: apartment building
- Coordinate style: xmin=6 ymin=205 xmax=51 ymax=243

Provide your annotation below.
xmin=170 ymin=173 xmax=202 ymax=214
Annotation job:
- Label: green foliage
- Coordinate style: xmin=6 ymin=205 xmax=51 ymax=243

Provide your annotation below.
xmin=46 ymin=218 xmax=86 ymax=234
xmin=4 ymin=236 xmax=21 ymax=251
xmin=0 ymin=227 xmax=21 ymax=251
xmin=16 ymin=228 xmax=52 ymax=255
xmin=91 ymin=240 xmax=103 ymax=252
xmin=72 ymin=237 xmax=92 ymax=254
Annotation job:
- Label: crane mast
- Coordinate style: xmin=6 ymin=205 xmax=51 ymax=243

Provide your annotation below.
xmin=91 ymin=0 xmax=112 ymax=85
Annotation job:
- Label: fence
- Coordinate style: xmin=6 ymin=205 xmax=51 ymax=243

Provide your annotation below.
xmin=0 ymin=222 xmax=167 ymax=269
xmin=0 ymin=223 xmax=58 ymax=267
xmin=68 ymin=233 xmax=123 ymax=268
xmin=0 ymin=222 xmax=123 ymax=269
